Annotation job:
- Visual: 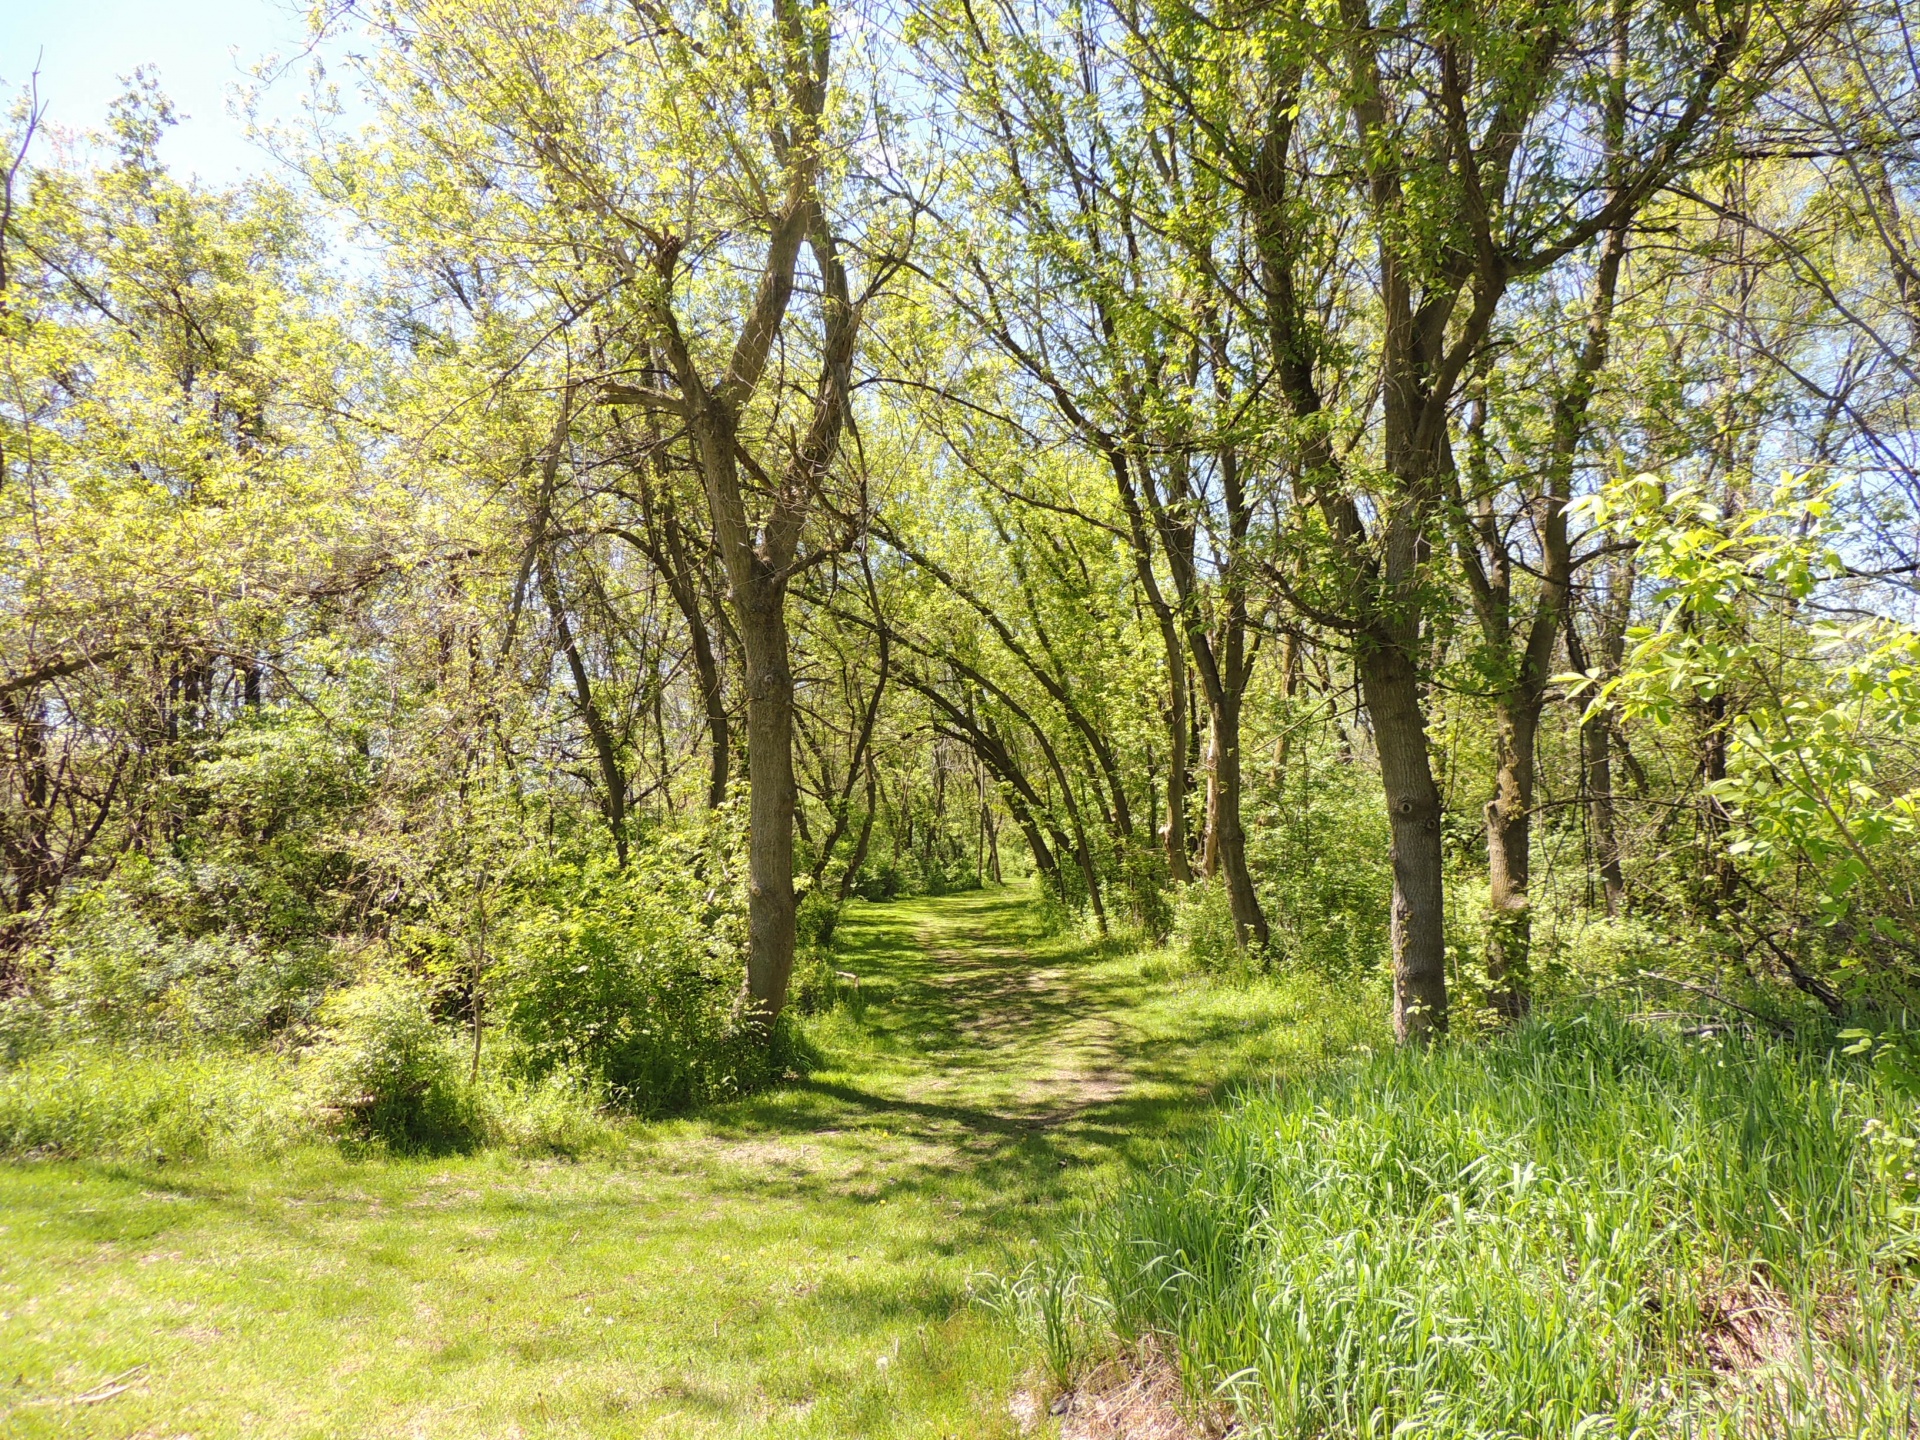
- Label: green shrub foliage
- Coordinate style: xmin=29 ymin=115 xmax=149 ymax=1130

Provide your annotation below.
xmin=309 ymin=975 xmax=479 ymax=1152
xmin=498 ymin=852 xmax=799 ymax=1114
xmin=16 ymin=881 xmax=341 ymax=1051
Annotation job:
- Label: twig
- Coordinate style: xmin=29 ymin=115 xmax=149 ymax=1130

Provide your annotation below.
xmin=17 ymin=1364 xmax=150 ymax=1408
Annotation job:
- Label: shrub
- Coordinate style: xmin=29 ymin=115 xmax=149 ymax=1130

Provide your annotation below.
xmin=308 ymin=974 xmax=478 ymax=1151
xmin=1250 ymin=750 xmax=1393 ymax=979
xmin=1028 ymin=873 xmax=1075 ymax=936
xmin=18 ymin=882 xmax=341 ymax=1047
xmin=474 ymin=1063 xmax=614 ymax=1156
xmin=796 ymin=887 xmax=842 ymax=951
xmin=1170 ymin=879 xmax=1244 ymax=974
xmin=1116 ymin=841 xmax=1173 ymax=941
xmin=0 ymin=1043 xmax=313 ymax=1159
xmin=499 ymin=859 xmax=800 ymax=1114
xmin=851 ymin=858 xmax=905 ymax=902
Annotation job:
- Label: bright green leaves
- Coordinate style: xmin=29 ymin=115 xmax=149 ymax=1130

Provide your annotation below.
xmin=1569 ymin=472 xmax=1920 ymax=951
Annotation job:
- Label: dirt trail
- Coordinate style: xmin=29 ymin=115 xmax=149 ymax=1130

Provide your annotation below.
xmin=911 ymin=897 xmax=1134 ymax=1125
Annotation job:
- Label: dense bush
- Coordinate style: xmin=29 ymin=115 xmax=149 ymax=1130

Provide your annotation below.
xmin=1030 ymin=1007 xmax=1920 ymax=1438
xmin=795 ymin=887 xmax=842 ymax=951
xmin=0 ymin=1035 xmax=615 ymax=1161
xmin=850 ymin=857 xmax=906 ymax=902
xmin=498 ymin=855 xmax=806 ymax=1114
xmin=6 ymin=883 xmax=341 ymax=1053
xmin=0 ymin=1044 xmax=313 ymax=1159
xmin=309 ymin=975 xmax=480 ymax=1151
xmin=1250 ymin=751 xmax=1394 ymax=980
xmin=1170 ymin=880 xmax=1244 ymax=974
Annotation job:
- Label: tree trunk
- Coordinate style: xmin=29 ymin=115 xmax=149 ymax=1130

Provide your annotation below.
xmin=1483 ymin=694 xmax=1537 ymax=1016
xmin=1699 ymin=689 xmax=1736 ymax=906
xmin=835 ymin=762 xmax=879 ymax=905
xmin=1199 ymin=717 xmax=1220 ymax=878
xmin=1566 ymin=582 xmax=1630 ymax=918
xmin=986 ymin=800 xmax=1002 ymax=883
xmin=540 ymin=560 xmax=629 ymax=868
xmin=737 ymin=580 xmax=798 ymax=1024
xmin=1162 ymin=643 xmax=1194 ymax=883
xmin=1210 ymin=689 xmax=1269 ymax=949
xmin=1585 ymin=712 xmax=1625 ymax=917
xmin=1358 ymin=639 xmax=1448 ymax=1043
xmin=693 ymin=627 xmax=730 ymax=810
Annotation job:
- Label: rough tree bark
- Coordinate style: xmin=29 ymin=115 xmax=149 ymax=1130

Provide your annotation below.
xmin=1565 ymin=558 xmax=1634 ymax=917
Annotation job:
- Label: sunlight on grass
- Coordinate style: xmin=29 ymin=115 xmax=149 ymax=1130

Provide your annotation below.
xmin=1028 ymin=1008 xmax=1920 ymax=1439
xmin=0 ymin=885 xmax=1360 ymax=1437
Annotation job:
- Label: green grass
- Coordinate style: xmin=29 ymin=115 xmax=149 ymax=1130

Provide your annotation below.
xmin=0 ymin=886 xmax=1367 ymax=1437
xmin=1033 ymin=1007 xmax=1920 ymax=1439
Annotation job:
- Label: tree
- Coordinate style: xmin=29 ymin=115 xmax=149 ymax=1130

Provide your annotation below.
xmin=320 ymin=0 xmax=909 ymax=1026
xmin=1052 ymin=0 xmax=1805 ymax=1039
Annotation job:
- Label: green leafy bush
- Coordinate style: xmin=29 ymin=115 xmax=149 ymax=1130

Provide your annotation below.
xmin=1170 ymin=879 xmax=1243 ymax=974
xmin=13 ymin=881 xmax=341 ymax=1050
xmin=308 ymin=975 xmax=478 ymax=1151
xmin=473 ymin=1064 xmax=613 ymax=1156
xmin=1251 ymin=754 xmax=1393 ymax=979
xmin=499 ymin=858 xmax=803 ymax=1114
xmin=1118 ymin=841 xmax=1173 ymax=942
xmin=851 ymin=858 xmax=905 ymax=902
xmin=0 ymin=1044 xmax=314 ymax=1159
xmin=796 ymin=887 xmax=842 ymax=951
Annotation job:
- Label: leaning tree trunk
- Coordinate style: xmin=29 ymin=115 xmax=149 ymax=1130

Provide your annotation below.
xmin=1358 ymin=636 xmax=1448 ymax=1043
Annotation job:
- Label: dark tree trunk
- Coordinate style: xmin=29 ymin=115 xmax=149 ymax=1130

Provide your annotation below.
xmin=1199 ymin=718 xmax=1219 ymax=879
xmin=1483 ymin=696 xmax=1537 ymax=1015
xmin=540 ymin=559 xmax=629 ymax=868
xmin=1358 ymin=637 xmax=1449 ymax=1043
xmin=1458 ymin=209 xmax=1627 ymax=1015
xmin=1586 ymin=713 xmax=1625 ymax=916
xmin=836 ymin=763 xmax=879 ymax=905
xmin=1208 ymin=688 xmax=1268 ymax=948
xmin=1162 ymin=639 xmax=1194 ymax=883
xmin=1699 ymin=689 xmax=1737 ymax=906
xmin=694 ymin=630 xmax=729 ymax=809
xmin=1566 ymin=568 xmax=1632 ymax=918
xmin=737 ymin=579 xmax=798 ymax=1020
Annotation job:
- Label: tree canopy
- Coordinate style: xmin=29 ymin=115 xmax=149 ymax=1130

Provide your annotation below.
xmin=5 ymin=0 xmax=1920 ymax=1058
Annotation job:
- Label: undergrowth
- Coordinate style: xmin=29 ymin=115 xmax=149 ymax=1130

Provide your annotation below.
xmin=1019 ymin=1007 xmax=1920 ymax=1439
xmin=0 ymin=1038 xmax=619 ymax=1161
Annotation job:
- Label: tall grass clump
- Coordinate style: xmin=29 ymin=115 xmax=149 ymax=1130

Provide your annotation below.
xmin=0 ymin=1044 xmax=315 ymax=1159
xmin=1033 ymin=1008 xmax=1920 ymax=1438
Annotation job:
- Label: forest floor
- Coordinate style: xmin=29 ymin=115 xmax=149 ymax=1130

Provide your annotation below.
xmin=0 ymin=885 xmax=1355 ymax=1439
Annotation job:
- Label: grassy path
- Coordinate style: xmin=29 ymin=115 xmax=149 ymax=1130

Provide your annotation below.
xmin=0 ymin=887 xmax=1346 ymax=1438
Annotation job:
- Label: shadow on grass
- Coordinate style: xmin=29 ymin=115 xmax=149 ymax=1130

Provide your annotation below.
xmin=685 ymin=884 xmax=1314 ymax=1249
xmin=0 ymin=884 xmax=1342 ymax=1438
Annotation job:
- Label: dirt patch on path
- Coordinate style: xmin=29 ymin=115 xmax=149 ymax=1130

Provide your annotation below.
xmin=1012 ymin=1343 xmax=1236 ymax=1439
